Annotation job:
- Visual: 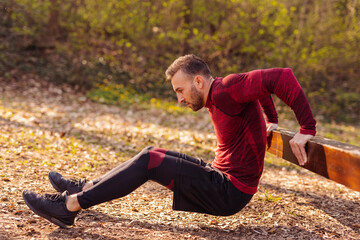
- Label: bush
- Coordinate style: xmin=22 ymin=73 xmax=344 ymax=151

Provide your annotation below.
xmin=1 ymin=0 xmax=359 ymax=122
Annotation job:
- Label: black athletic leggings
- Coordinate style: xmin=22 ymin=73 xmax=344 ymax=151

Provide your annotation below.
xmin=76 ymin=146 xmax=205 ymax=209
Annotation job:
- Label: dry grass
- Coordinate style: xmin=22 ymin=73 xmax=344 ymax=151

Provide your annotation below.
xmin=1 ymin=76 xmax=359 ymax=239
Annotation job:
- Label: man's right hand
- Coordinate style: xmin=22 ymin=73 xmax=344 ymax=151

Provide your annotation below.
xmin=289 ymin=132 xmax=313 ymax=166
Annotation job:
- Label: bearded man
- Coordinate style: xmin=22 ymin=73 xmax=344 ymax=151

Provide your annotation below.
xmin=22 ymin=54 xmax=316 ymax=228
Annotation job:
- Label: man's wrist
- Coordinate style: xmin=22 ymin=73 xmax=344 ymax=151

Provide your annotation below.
xmin=299 ymin=128 xmax=316 ymax=136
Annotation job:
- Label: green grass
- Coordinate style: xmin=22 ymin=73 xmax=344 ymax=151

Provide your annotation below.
xmin=258 ymin=190 xmax=282 ymax=202
xmin=87 ymin=83 xmax=193 ymax=116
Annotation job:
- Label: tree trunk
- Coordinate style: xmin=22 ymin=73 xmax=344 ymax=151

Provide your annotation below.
xmin=181 ymin=0 xmax=192 ymax=55
xmin=36 ymin=0 xmax=62 ymax=49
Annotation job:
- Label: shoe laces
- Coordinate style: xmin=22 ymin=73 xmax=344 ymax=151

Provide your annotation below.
xmin=44 ymin=193 xmax=63 ymax=202
xmin=68 ymin=178 xmax=85 ymax=187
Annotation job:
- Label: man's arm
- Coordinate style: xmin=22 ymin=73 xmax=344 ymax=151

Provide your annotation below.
xmin=226 ymin=68 xmax=316 ymax=165
xmin=259 ymin=95 xmax=278 ymax=136
xmin=259 ymin=68 xmax=316 ymax=165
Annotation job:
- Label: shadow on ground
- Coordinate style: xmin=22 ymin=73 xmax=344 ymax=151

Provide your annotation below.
xmin=261 ymin=182 xmax=360 ymax=234
xmin=47 ymin=210 xmax=320 ymax=240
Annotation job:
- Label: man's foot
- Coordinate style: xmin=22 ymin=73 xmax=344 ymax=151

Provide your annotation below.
xmin=22 ymin=190 xmax=79 ymax=228
xmin=48 ymin=171 xmax=86 ymax=194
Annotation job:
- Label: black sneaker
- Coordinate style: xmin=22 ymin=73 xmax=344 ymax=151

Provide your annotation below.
xmin=48 ymin=171 xmax=86 ymax=194
xmin=22 ymin=190 xmax=79 ymax=228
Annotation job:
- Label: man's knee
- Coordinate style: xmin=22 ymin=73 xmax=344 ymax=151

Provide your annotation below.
xmin=141 ymin=146 xmax=154 ymax=154
xmin=135 ymin=146 xmax=155 ymax=160
xmin=130 ymin=146 xmax=154 ymax=168
xmin=136 ymin=146 xmax=167 ymax=170
xmin=142 ymin=146 xmax=168 ymax=154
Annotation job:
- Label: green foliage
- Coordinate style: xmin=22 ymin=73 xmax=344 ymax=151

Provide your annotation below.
xmin=87 ymin=83 xmax=192 ymax=115
xmin=258 ymin=190 xmax=282 ymax=202
xmin=1 ymin=0 xmax=359 ymax=122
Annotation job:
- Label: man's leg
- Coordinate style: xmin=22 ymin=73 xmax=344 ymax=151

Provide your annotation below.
xmin=49 ymin=147 xmax=206 ymax=211
xmin=23 ymin=146 xmax=185 ymax=227
xmin=88 ymin=147 xmax=205 ymax=187
xmin=62 ymin=147 xmax=207 ymax=211
xmin=74 ymin=146 xmax=180 ymax=210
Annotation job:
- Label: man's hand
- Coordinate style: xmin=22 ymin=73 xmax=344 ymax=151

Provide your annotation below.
xmin=289 ymin=132 xmax=313 ymax=166
xmin=266 ymin=123 xmax=278 ymax=136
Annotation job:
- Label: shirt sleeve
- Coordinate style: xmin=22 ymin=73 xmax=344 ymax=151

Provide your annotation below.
xmin=225 ymin=68 xmax=316 ymax=135
xmin=259 ymin=95 xmax=278 ymax=124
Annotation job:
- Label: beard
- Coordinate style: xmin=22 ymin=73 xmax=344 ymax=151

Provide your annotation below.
xmin=186 ymin=84 xmax=204 ymax=111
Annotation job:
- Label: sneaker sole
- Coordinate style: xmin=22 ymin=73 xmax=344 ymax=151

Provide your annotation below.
xmin=22 ymin=191 xmax=71 ymax=228
xmin=48 ymin=172 xmax=63 ymax=193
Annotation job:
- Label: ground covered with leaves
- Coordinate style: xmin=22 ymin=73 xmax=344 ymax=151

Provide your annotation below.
xmin=0 ymin=76 xmax=359 ymax=239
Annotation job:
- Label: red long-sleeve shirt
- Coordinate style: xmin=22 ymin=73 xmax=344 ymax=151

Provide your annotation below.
xmin=206 ymin=68 xmax=316 ymax=194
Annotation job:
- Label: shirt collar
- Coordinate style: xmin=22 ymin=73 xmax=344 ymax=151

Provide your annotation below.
xmin=205 ymin=77 xmax=218 ymax=108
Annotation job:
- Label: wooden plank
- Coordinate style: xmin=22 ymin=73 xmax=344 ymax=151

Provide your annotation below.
xmin=266 ymin=129 xmax=360 ymax=192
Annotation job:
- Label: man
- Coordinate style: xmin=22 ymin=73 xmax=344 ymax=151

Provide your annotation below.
xmin=22 ymin=54 xmax=316 ymax=228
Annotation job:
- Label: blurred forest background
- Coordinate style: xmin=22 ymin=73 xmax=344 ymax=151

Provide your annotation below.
xmin=0 ymin=0 xmax=359 ymax=123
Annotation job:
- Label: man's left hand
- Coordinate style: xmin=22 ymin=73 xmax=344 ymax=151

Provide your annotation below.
xmin=289 ymin=132 xmax=313 ymax=166
xmin=266 ymin=123 xmax=278 ymax=136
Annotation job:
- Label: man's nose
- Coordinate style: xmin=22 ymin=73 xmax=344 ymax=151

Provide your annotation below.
xmin=177 ymin=95 xmax=185 ymax=104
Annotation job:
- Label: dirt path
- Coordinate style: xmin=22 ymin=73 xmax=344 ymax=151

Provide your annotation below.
xmin=1 ymin=77 xmax=359 ymax=239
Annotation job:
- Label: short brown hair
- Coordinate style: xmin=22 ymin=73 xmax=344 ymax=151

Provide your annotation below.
xmin=165 ymin=54 xmax=211 ymax=81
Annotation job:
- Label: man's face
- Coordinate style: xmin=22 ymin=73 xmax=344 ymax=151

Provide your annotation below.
xmin=171 ymin=70 xmax=204 ymax=111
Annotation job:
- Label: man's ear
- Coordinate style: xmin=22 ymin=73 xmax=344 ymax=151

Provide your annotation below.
xmin=194 ymin=75 xmax=204 ymax=89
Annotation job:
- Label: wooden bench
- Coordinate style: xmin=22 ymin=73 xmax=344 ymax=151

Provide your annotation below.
xmin=266 ymin=129 xmax=360 ymax=192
